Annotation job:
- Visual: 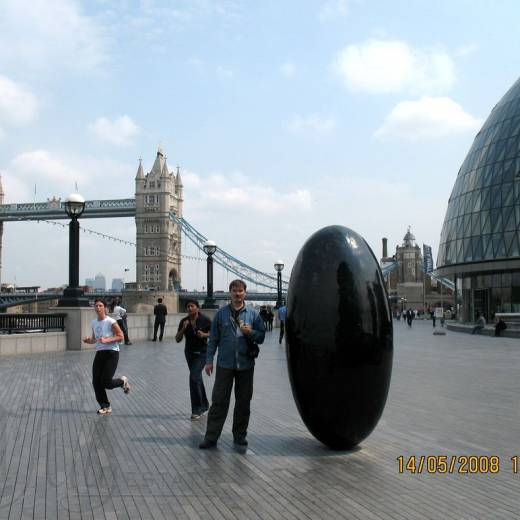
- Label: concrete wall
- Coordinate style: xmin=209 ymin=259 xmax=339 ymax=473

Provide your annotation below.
xmin=0 ymin=310 xmax=223 ymax=356
xmin=0 ymin=331 xmax=67 ymax=356
xmin=122 ymin=290 xmax=178 ymax=314
xmin=125 ymin=312 xmax=183 ymax=341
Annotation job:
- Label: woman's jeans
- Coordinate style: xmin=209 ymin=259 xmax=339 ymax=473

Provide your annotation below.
xmin=185 ymin=350 xmax=209 ymax=414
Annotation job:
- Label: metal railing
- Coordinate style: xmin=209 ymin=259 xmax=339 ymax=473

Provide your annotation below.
xmin=0 ymin=313 xmax=67 ymax=334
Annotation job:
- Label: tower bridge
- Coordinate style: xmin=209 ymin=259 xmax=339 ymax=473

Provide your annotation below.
xmin=0 ymin=147 xmax=289 ymax=299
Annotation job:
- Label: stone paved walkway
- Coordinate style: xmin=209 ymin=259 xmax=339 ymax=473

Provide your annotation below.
xmin=1 ymin=320 xmax=520 ymax=519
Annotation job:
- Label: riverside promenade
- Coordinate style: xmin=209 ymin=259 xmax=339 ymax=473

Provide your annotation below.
xmin=1 ymin=320 xmax=519 ymax=519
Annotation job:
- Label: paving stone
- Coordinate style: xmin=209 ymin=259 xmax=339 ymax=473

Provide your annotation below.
xmin=0 ymin=321 xmax=519 ymax=519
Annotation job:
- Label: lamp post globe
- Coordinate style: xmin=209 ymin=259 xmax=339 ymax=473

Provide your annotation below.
xmin=58 ymin=193 xmax=89 ymax=307
xmin=64 ymin=193 xmax=86 ymax=218
xmin=202 ymin=240 xmax=218 ymax=309
xmin=203 ymin=239 xmax=217 ymax=256
xmin=274 ymin=260 xmax=284 ymax=308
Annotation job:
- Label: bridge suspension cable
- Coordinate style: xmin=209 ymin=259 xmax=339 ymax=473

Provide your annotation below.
xmin=170 ymin=214 xmax=289 ymax=291
xmin=35 ymin=219 xmax=205 ymax=263
xmin=9 ymin=214 xmax=290 ymax=290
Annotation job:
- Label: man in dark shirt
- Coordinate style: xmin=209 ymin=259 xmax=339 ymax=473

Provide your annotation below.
xmin=176 ymin=299 xmax=212 ymax=419
xmin=153 ymin=297 xmax=168 ymax=341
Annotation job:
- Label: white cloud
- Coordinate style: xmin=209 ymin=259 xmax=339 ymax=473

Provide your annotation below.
xmin=0 ymin=75 xmax=38 ymax=125
xmin=183 ymin=170 xmax=312 ymax=215
xmin=2 ymin=150 xmax=138 ymax=205
xmin=320 ymin=0 xmax=349 ymax=21
xmin=455 ymin=44 xmax=479 ymax=57
xmin=334 ymin=39 xmax=455 ymax=94
xmin=10 ymin=150 xmax=86 ymax=188
xmin=216 ymin=65 xmax=233 ymax=79
xmin=280 ymin=62 xmax=296 ymax=78
xmin=375 ymin=96 xmax=482 ymax=140
xmin=87 ymin=116 xmax=141 ymax=146
xmin=288 ymin=114 xmax=336 ymax=135
xmin=0 ymin=0 xmax=107 ymax=74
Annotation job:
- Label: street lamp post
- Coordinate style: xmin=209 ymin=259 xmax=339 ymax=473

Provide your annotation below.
xmin=202 ymin=240 xmax=218 ymax=309
xmin=274 ymin=260 xmax=284 ymax=308
xmin=58 ymin=193 xmax=89 ymax=307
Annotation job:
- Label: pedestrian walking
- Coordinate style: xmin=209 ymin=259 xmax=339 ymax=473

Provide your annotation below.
xmin=112 ymin=298 xmax=132 ymax=345
xmin=267 ymin=308 xmax=274 ymax=331
xmin=83 ymin=298 xmax=131 ymax=414
xmin=278 ymin=302 xmax=287 ymax=344
xmin=406 ymin=308 xmax=413 ymax=328
xmin=199 ymin=279 xmax=265 ymax=449
xmin=175 ymin=299 xmax=211 ymax=419
xmin=153 ymin=297 xmax=168 ymax=341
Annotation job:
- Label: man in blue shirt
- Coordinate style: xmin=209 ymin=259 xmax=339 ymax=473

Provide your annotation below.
xmin=278 ymin=302 xmax=287 ymax=344
xmin=199 ymin=279 xmax=265 ymax=449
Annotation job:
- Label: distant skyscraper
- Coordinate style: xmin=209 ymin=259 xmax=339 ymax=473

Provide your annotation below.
xmin=85 ymin=278 xmax=95 ymax=288
xmin=94 ymin=273 xmax=106 ymax=290
xmin=112 ymin=278 xmax=124 ymax=291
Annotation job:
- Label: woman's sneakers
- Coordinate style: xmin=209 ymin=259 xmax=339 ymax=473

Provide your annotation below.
xmin=97 ymin=407 xmax=112 ymax=415
xmin=121 ymin=376 xmax=131 ymax=394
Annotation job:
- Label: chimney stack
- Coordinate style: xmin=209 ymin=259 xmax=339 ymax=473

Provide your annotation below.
xmin=382 ymin=237 xmax=388 ymax=258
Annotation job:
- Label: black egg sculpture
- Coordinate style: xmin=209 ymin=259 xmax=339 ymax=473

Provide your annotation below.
xmin=286 ymin=225 xmax=393 ymax=450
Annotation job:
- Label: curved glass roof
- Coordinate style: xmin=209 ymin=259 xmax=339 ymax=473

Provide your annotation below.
xmin=437 ymin=77 xmax=520 ymax=269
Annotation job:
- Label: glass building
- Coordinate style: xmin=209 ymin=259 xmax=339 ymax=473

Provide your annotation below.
xmin=437 ymin=77 xmax=520 ymax=322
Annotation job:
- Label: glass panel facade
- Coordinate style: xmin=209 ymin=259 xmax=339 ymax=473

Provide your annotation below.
xmin=438 ymin=77 xmax=520 ymax=267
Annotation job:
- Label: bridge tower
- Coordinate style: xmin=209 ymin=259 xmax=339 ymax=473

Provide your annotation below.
xmin=135 ymin=146 xmax=183 ymax=291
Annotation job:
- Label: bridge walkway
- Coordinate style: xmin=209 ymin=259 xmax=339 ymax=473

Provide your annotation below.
xmin=0 ymin=322 xmax=519 ymax=519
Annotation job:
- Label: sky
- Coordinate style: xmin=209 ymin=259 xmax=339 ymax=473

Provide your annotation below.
xmin=1 ymin=0 xmax=519 ymax=291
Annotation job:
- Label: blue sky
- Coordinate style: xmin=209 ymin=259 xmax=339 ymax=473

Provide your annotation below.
xmin=1 ymin=0 xmax=519 ymax=290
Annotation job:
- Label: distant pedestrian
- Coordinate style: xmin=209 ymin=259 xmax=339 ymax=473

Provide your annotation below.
xmin=267 ymin=308 xmax=274 ymax=331
xmin=471 ymin=313 xmax=486 ymax=334
xmin=278 ymin=303 xmax=287 ymax=344
xmin=83 ymin=298 xmax=131 ymax=414
xmin=112 ymin=298 xmax=132 ymax=345
xmin=153 ymin=297 xmax=168 ymax=341
xmin=260 ymin=307 xmax=269 ymax=330
xmin=199 ymin=279 xmax=265 ymax=449
xmin=495 ymin=317 xmax=507 ymax=337
xmin=406 ymin=308 xmax=413 ymax=328
xmin=431 ymin=310 xmax=436 ymax=327
xmin=176 ymin=300 xmax=211 ymax=419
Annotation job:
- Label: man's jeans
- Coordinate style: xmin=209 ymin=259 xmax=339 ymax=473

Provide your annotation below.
xmin=153 ymin=319 xmax=165 ymax=341
xmin=204 ymin=366 xmax=254 ymax=442
xmin=185 ymin=350 xmax=209 ymax=414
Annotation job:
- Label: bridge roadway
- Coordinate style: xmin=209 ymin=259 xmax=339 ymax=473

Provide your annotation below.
xmin=0 ymin=291 xmax=285 ymax=309
xmin=0 ymin=199 xmax=136 ymax=221
xmin=0 ymin=320 xmax=518 ymax=519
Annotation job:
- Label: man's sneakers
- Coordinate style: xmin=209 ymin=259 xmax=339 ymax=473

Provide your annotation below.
xmin=121 ymin=376 xmax=131 ymax=394
xmin=97 ymin=407 xmax=112 ymax=415
xmin=191 ymin=409 xmax=208 ymax=420
xmin=199 ymin=438 xmax=217 ymax=449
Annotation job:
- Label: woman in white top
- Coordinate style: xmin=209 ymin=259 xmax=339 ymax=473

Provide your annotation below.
xmin=83 ymin=298 xmax=131 ymax=414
